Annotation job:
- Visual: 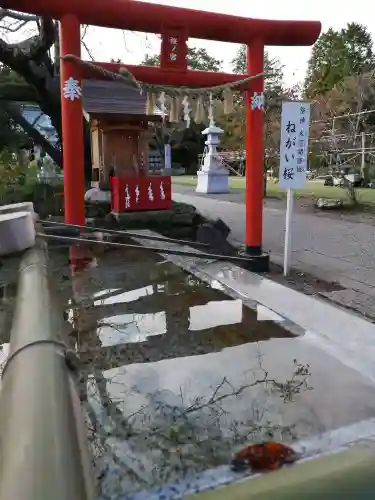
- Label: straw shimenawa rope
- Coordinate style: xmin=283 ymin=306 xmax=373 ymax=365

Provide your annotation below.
xmin=61 ymin=54 xmax=143 ymax=92
xmin=61 ymin=54 xmax=272 ymax=97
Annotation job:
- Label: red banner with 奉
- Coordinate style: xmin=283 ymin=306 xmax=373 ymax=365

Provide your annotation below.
xmin=111 ymin=176 xmax=172 ymax=212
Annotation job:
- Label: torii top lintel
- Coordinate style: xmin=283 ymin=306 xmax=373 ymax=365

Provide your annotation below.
xmin=3 ymin=0 xmax=321 ymax=46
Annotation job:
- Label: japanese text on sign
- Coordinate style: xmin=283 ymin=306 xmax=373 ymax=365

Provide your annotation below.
xmin=279 ymin=101 xmax=311 ymax=189
xmin=124 ymin=182 xmax=164 ymax=206
xmin=63 ymin=77 xmax=82 ymax=101
xmin=251 ymin=92 xmax=265 ymax=111
xmin=112 ymin=176 xmax=172 ymax=213
xmin=169 ymin=36 xmax=178 ymax=61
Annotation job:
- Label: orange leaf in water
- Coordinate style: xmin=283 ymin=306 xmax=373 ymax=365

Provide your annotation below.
xmin=231 ymin=441 xmax=300 ymax=473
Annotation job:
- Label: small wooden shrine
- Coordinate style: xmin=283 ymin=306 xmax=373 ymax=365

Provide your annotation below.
xmin=82 ymin=79 xmax=162 ymax=185
xmin=81 ymin=79 xmax=172 ymax=213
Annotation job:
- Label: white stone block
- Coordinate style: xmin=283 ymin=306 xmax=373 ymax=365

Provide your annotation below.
xmin=0 ymin=202 xmax=38 ymax=223
xmin=0 ymin=212 xmax=36 ymax=256
xmin=0 ymin=202 xmax=34 ymax=215
xmin=196 ymin=171 xmax=230 ymax=194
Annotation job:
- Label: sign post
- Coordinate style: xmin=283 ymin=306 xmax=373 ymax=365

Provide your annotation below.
xmin=279 ymin=101 xmax=311 ymax=276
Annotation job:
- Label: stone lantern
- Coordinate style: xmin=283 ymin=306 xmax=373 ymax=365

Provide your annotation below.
xmin=196 ymin=107 xmax=229 ymax=194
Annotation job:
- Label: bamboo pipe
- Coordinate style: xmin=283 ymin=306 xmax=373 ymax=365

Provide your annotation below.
xmin=0 ymin=243 xmax=95 ymax=500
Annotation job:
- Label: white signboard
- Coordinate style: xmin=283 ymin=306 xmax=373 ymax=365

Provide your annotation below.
xmin=279 ymin=101 xmax=311 ymax=189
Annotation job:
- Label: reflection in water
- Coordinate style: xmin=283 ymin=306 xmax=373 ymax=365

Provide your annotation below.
xmin=46 ymin=244 xmax=375 ymax=498
xmin=190 ymin=299 xmax=242 ymax=331
xmin=99 ymin=312 xmax=167 ymax=346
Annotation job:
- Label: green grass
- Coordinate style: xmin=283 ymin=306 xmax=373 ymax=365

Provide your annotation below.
xmin=172 ymin=176 xmax=375 ymax=207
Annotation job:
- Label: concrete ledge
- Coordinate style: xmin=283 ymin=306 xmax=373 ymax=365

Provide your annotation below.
xmin=0 ymin=202 xmax=38 ymax=223
xmin=0 ymin=202 xmax=34 ymax=215
xmin=0 ymin=212 xmax=36 ymax=256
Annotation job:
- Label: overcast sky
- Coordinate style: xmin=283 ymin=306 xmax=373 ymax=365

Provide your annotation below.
xmin=81 ymin=0 xmax=374 ymax=86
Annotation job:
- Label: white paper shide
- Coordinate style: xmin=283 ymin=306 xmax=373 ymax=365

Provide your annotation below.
xmin=279 ymin=102 xmax=311 ymax=189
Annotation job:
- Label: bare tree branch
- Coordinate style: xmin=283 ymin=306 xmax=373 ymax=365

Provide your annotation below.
xmin=6 ymin=17 xmax=56 ymax=60
xmin=0 ymin=9 xmax=39 ymax=39
xmin=0 ymin=17 xmax=55 ymax=62
xmin=0 ymin=9 xmax=39 ymax=23
xmin=81 ymin=25 xmax=95 ymax=61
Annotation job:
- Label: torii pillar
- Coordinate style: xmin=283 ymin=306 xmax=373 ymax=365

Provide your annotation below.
xmin=60 ymin=15 xmax=85 ymax=226
xmin=246 ymin=40 xmax=264 ymax=258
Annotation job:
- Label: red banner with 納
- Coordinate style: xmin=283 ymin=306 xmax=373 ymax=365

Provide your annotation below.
xmin=111 ymin=176 xmax=172 ymax=213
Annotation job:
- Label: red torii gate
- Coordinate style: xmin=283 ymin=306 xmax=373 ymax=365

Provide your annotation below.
xmin=2 ymin=0 xmax=321 ymax=262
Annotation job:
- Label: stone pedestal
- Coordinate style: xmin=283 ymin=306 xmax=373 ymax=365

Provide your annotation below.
xmin=196 ymin=123 xmax=229 ymax=194
xmin=196 ymin=171 xmax=229 ymax=194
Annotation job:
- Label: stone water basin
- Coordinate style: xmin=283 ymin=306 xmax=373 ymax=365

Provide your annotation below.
xmin=16 ymin=244 xmax=375 ymax=497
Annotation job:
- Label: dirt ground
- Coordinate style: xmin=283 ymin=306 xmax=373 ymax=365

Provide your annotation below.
xmin=264 ymin=261 xmax=375 ymax=323
xmin=265 ymin=261 xmax=343 ymax=296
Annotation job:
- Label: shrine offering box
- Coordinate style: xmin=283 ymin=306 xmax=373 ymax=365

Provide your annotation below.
xmin=111 ymin=176 xmax=172 ymax=212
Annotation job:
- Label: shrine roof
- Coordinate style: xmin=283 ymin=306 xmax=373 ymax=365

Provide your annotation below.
xmin=81 ymin=80 xmax=162 ymax=119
